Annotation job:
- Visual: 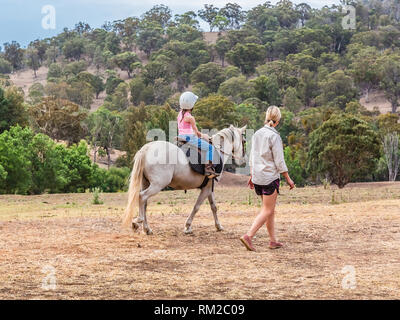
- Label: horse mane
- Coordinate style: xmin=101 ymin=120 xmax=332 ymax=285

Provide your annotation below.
xmin=212 ymin=127 xmax=240 ymax=152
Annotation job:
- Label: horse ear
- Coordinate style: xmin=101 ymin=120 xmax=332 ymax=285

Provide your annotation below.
xmin=229 ymin=124 xmax=234 ymax=129
xmin=241 ymin=125 xmax=247 ymax=133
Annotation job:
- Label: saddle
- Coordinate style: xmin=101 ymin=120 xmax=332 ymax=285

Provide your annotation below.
xmin=176 ymin=137 xmax=223 ymax=187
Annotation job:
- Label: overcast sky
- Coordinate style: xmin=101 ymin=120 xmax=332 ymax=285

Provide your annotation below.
xmin=0 ymin=0 xmax=341 ymax=47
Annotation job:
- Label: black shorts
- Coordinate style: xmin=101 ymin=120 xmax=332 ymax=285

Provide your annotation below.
xmin=254 ymin=179 xmax=280 ymax=196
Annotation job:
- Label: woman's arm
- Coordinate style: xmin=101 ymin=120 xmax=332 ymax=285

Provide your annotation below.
xmin=271 ymin=135 xmax=295 ymax=189
xmin=281 ymin=172 xmax=295 ymax=190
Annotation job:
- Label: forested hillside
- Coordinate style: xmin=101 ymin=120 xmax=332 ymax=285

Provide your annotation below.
xmin=1 ymin=0 xmax=400 ymax=195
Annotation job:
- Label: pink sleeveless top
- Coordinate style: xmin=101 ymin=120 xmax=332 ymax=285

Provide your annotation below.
xmin=177 ymin=111 xmax=194 ymax=135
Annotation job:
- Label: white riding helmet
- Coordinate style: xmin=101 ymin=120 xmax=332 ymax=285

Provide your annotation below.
xmin=179 ymin=91 xmax=199 ymax=110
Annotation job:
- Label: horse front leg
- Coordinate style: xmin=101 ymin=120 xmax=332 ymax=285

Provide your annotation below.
xmin=208 ymin=192 xmax=223 ymax=232
xmin=184 ymin=187 xmax=210 ymax=234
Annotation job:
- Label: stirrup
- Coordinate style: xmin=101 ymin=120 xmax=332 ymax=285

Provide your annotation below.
xmin=205 ymin=167 xmax=219 ymax=178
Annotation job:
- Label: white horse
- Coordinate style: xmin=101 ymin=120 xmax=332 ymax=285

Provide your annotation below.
xmin=122 ymin=125 xmax=247 ymax=235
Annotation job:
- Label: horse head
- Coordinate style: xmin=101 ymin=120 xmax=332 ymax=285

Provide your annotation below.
xmin=212 ymin=125 xmax=247 ymax=166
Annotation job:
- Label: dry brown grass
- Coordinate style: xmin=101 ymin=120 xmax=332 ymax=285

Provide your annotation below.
xmin=0 ymin=182 xmax=399 ymax=300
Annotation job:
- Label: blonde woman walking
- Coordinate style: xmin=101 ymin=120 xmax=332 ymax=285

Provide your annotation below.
xmin=240 ymin=106 xmax=295 ymax=251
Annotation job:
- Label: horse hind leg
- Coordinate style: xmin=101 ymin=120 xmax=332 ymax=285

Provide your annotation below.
xmin=132 ymin=179 xmax=149 ymax=231
xmin=209 ymin=192 xmax=224 ymax=232
xmin=132 ymin=199 xmax=146 ymax=231
xmin=139 ymin=184 xmax=164 ymax=235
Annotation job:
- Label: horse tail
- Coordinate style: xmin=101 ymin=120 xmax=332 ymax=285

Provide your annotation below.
xmin=122 ymin=148 xmax=145 ymax=228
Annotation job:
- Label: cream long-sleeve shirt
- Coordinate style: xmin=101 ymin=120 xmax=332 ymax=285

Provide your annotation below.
xmin=249 ymin=125 xmax=288 ymax=186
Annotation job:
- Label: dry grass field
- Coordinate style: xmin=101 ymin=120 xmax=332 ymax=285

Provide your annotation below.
xmin=0 ymin=181 xmax=399 ymax=300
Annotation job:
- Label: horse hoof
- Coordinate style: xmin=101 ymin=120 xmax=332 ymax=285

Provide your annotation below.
xmin=132 ymin=222 xmax=140 ymax=231
xmin=216 ymin=226 xmax=224 ymax=232
xmin=145 ymin=229 xmax=153 ymax=235
xmin=184 ymin=228 xmax=193 ymax=235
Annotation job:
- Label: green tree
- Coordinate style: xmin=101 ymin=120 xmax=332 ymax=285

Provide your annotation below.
xmin=235 ymin=103 xmax=261 ymax=129
xmin=256 ymin=60 xmax=297 ymax=90
xmin=113 ymin=17 xmax=140 ymax=51
xmin=29 ymin=97 xmax=88 ymax=144
xmin=86 ymin=107 xmax=123 ymax=168
xmin=296 ymin=3 xmax=312 ymax=27
xmin=57 ymin=140 xmax=98 ymax=193
xmin=142 ymin=4 xmax=172 ymax=28
xmin=308 ymin=114 xmax=380 ymax=188
xmin=129 ymin=77 xmax=154 ymax=105
xmin=251 ymin=75 xmax=281 ymax=105
xmin=29 ymin=133 xmax=69 ymax=194
xmin=198 ymin=4 xmax=219 ymax=31
xmin=151 ymin=40 xmax=210 ymax=90
xmin=218 ymin=76 xmax=255 ymax=104
xmin=215 ymin=38 xmax=230 ymax=67
xmin=63 ymin=61 xmax=88 ymax=79
xmin=137 ymin=22 xmax=166 ymax=57
xmin=30 ymin=39 xmax=48 ymax=64
xmin=378 ymin=53 xmax=400 ymax=113
xmin=284 ymin=146 xmax=306 ymax=187
xmin=76 ymin=72 xmax=104 ymax=99
xmin=224 ymin=66 xmax=241 ymax=79
xmin=66 ymin=79 xmax=95 ymax=109
xmin=105 ymin=73 xmax=124 ymax=95
xmin=47 ymin=63 xmax=63 ymax=80
xmin=283 ymin=86 xmax=302 ymax=113
xmin=25 ymin=47 xmax=41 ymax=78
xmin=103 ymin=82 xmax=130 ymax=111
xmin=167 ymin=24 xmax=203 ymax=42
xmin=220 ymin=3 xmax=245 ymax=30
xmin=146 ymin=104 xmax=177 ymax=138
xmin=316 ymin=70 xmax=358 ymax=109
xmin=3 ymin=41 xmax=24 ymax=70
xmin=0 ymin=86 xmax=28 ymax=134
xmin=142 ymin=58 xmax=172 ymax=85
xmin=28 ymin=83 xmax=45 ymax=105
xmin=0 ymin=58 xmax=12 ymax=74
xmin=212 ymin=15 xmax=230 ymax=31
xmin=104 ymin=32 xmax=121 ymax=55
xmin=192 ymin=94 xmax=238 ymax=129
xmin=226 ymin=43 xmax=266 ymax=75
xmin=0 ymin=126 xmax=33 ymax=194
xmin=245 ymin=3 xmax=279 ymax=37
xmin=275 ymin=0 xmax=300 ymax=28
xmin=191 ymin=62 xmax=225 ymax=94
xmin=123 ymin=104 xmax=149 ymax=163
xmin=112 ymin=52 xmax=140 ymax=78
xmin=63 ymin=38 xmax=86 ymax=61
xmin=349 ymin=46 xmax=381 ymax=103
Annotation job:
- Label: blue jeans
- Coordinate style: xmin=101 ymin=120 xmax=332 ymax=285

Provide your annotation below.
xmin=179 ymin=134 xmax=213 ymax=162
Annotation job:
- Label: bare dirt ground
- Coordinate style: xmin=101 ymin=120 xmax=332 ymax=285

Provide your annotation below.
xmin=0 ymin=181 xmax=399 ymax=300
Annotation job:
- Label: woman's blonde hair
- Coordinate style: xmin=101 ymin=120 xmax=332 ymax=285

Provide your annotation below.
xmin=265 ymin=105 xmax=281 ymax=127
